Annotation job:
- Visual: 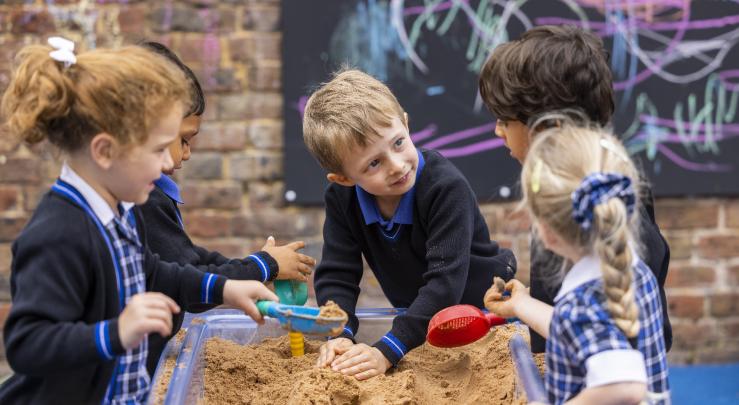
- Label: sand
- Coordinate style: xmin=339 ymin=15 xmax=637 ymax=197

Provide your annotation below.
xmin=201 ymin=323 xmax=542 ymax=404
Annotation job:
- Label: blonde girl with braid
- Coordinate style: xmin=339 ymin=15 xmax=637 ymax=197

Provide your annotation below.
xmin=484 ymin=122 xmax=669 ymax=405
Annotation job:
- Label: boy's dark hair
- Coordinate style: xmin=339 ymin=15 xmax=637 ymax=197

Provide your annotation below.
xmin=479 ymin=25 xmax=614 ymax=127
xmin=140 ymin=41 xmax=205 ymax=116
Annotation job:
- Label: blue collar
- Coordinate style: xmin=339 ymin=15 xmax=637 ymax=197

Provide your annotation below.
xmin=154 ymin=174 xmax=183 ymax=204
xmin=356 ymin=149 xmax=425 ymax=231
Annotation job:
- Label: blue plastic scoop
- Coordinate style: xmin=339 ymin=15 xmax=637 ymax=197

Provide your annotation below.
xmin=256 ymin=301 xmax=347 ymax=336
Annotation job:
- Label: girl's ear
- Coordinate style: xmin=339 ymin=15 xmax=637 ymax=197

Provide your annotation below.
xmin=89 ymin=133 xmax=119 ymax=170
xmin=327 ymin=172 xmax=355 ymax=187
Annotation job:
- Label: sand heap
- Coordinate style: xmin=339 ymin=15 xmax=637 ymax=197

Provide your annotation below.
xmin=202 ymin=323 xmax=540 ymax=404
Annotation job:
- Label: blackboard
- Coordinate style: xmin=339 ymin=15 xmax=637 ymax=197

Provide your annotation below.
xmin=283 ymin=0 xmax=739 ymax=205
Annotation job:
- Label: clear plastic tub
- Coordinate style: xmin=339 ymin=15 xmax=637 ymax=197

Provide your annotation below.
xmin=148 ymin=308 xmax=403 ymax=405
xmin=150 ymin=309 xmax=546 ymax=404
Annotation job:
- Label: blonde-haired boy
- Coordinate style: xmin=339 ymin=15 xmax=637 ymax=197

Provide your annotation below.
xmin=304 ymin=70 xmax=516 ymax=379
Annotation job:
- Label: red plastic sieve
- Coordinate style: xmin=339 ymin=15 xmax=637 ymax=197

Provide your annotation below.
xmin=427 ymin=304 xmax=506 ymax=348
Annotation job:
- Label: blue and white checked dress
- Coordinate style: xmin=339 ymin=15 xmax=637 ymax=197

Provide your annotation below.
xmin=546 ymin=254 xmax=670 ymax=404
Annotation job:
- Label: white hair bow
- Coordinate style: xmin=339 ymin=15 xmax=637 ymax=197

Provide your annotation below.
xmin=48 ymin=36 xmax=76 ymax=68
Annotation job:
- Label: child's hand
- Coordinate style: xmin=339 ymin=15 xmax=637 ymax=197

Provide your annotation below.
xmin=316 ymin=337 xmax=354 ymax=368
xmin=330 ymin=343 xmax=392 ymax=380
xmin=484 ymin=278 xmax=529 ymax=318
xmin=261 ymin=236 xmax=316 ymax=282
xmin=223 ymin=280 xmax=279 ymax=324
xmin=118 ymin=292 xmax=181 ymax=350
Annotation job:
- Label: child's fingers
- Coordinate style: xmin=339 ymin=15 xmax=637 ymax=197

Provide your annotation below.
xmin=298 ymin=254 xmax=316 ymax=266
xmin=340 ymin=359 xmax=372 ymax=376
xmin=141 ymin=318 xmax=172 ymax=339
xmin=261 ymin=236 xmax=276 ymax=250
xmin=237 ymin=297 xmax=264 ymax=324
xmin=298 ymin=263 xmax=312 ymax=275
xmin=331 ymin=346 xmax=363 ymax=369
xmin=146 ymin=307 xmax=174 ymax=332
xmin=354 ymin=368 xmax=381 ymax=381
xmin=253 ymin=286 xmax=279 ymax=302
xmin=285 ymin=241 xmax=306 ymax=251
xmin=146 ymin=292 xmax=181 ymax=314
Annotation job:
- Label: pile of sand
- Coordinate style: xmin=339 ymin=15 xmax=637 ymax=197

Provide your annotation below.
xmin=202 ymin=324 xmax=542 ymax=404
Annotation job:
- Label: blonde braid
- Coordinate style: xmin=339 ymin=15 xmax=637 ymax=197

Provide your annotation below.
xmin=593 ymin=199 xmax=640 ymax=338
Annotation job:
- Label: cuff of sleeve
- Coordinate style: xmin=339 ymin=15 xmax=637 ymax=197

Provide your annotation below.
xmin=94 ymin=320 xmax=124 ymax=360
xmin=248 ymin=252 xmax=278 ymax=282
xmin=372 ymin=333 xmax=408 ymax=367
xmin=201 ymin=273 xmax=226 ymax=305
xmin=585 ymin=349 xmax=647 ymax=388
xmin=333 ymin=326 xmax=356 ymax=342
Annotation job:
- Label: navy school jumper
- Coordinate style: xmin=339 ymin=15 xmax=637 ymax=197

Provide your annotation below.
xmin=0 ymin=182 xmax=226 ymax=404
xmin=315 ymin=149 xmax=517 ymax=365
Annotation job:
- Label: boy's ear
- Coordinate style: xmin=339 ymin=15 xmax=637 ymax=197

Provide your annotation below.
xmin=327 ymin=172 xmax=355 ymax=187
xmin=89 ymin=133 xmax=119 ymax=170
xmin=403 ymin=112 xmax=409 ymax=129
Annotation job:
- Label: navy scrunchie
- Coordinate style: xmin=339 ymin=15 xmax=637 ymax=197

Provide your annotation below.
xmin=571 ymin=173 xmax=635 ymax=230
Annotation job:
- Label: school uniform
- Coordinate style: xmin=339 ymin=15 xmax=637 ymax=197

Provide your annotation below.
xmin=546 ymin=253 xmax=670 ymax=405
xmin=314 ymin=149 xmax=517 ymax=365
xmin=529 ymin=185 xmax=672 ymax=353
xmin=138 ymin=174 xmax=278 ymax=376
xmin=0 ymin=164 xmax=225 ymax=404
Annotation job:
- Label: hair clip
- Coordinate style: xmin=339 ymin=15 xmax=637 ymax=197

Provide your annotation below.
xmin=48 ymin=36 xmax=76 ymax=68
xmin=531 ymin=159 xmax=543 ymax=194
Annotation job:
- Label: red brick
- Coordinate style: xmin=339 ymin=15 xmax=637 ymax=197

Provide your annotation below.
xmin=23 ymin=184 xmax=50 ymax=211
xmin=242 ymin=4 xmax=280 ymax=31
xmin=230 ymin=152 xmax=282 ymax=181
xmin=183 ymin=212 xmax=233 ymax=238
xmin=248 ymin=181 xmax=284 ymax=210
xmin=217 ymin=93 xmax=282 ymax=120
xmin=655 ymin=199 xmax=719 ymax=230
xmin=709 ymin=292 xmax=738 ymax=317
xmin=195 ymin=122 xmax=248 ymax=151
xmin=248 ymin=121 xmax=283 ymax=149
xmin=232 ymin=210 xmax=322 ymax=238
xmin=727 ymin=201 xmax=739 ymax=228
xmin=667 ymin=294 xmax=704 ymax=319
xmin=718 ymin=319 xmax=739 ymax=339
xmin=180 ymin=183 xmax=242 ymax=209
xmin=500 ymin=206 xmax=531 ymax=234
xmin=696 ymin=234 xmax=739 ymax=259
xmin=664 ymin=264 xmax=716 ymax=288
xmin=228 ymin=34 xmax=254 ymax=62
xmin=0 ymin=302 xmax=11 ymax=330
xmin=248 ymin=61 xmax=281 ymax=91
xmin=193 ymin=67 xmax=240 ymax=93
xmin=229 ymin=32 xmax=280 ymax=62
xmin=728 ymin=265 xmax=739 ymax=285
xmin=11 ymin=10 xmax=55 ymax=35
xmin=193 ymin=240 xmax=250 ymax=259
xmin=178 ymin=153 xmax=223 ymax=180
xmin=670 ymin=320 xmax=719 ymax=350
xmin=0 ymin=185 xmax=21 ymax=211
xmin=0 ymin=215 xmax=27 ymax=242
xmin=176 ymin=35 xmax=221 ymax=65
xmin=0 ymin=157 xmax=41 ymax=183
xmin=696 ymin=348 xmax=739 ymax=363
xmin=117 ymin=5 xmax=147 ymax=34
xmin=662 ymin=232 xmax=693 ymax=260
xmin=0 ymin=243 xmax=11 ymax=277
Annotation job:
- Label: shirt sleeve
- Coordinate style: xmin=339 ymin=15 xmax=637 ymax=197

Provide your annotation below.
xmin=560 ymin=306 xmax=647 ymax=388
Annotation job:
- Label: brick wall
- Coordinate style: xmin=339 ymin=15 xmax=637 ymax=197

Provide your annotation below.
xmin=0 ymin=1 xmax=736 ymax=379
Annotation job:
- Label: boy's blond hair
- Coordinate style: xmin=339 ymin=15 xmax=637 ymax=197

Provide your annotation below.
xmin=521 ymin=119 xmax=642 ymax=338
xmin=303 ymin=69 xmax=405 ymax=173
